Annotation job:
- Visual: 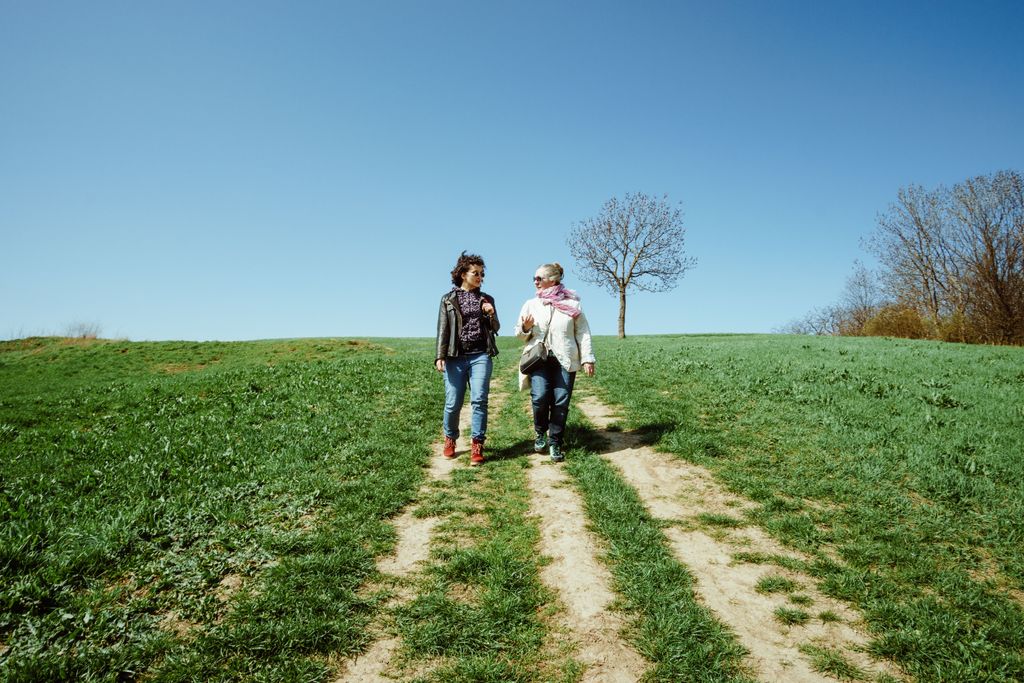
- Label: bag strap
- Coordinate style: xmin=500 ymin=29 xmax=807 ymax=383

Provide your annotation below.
xmin=539 ymin=305 xmax=554 ymax=345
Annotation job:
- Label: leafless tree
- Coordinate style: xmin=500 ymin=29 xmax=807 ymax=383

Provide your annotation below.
xmin=780 ymin=305 xmax=847 ymax=336
xmin=781 ymin=262 xmax=883 ymax=337
xmin=568 ymin=193 xmax=696 ymax=338
xmin=867 ymin=184 xmax=962 ymax=329
xmin=948 ymin=170 xmax=1024 ymax=343
xmin=788 ymin=170 xmax=1022 ymax=344
xmin=865 ymin=169 xmax=1023 ymax=344
xmin=838 ymin=260 xmax=883 ymax=335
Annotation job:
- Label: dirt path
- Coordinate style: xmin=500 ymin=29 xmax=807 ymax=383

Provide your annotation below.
xmin=527 ymin=450 xmax=648 ymax=682
xmin=334 ymin=392 xmax=504 ymax=682
xmin=574 ymin=394 xmax=905 ymax=683
xmin=338 ymin=385 xmax=904 ymax=682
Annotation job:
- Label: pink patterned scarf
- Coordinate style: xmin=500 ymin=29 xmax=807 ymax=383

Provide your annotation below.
xmin=537 ymin=284 xmax=580 ymax=318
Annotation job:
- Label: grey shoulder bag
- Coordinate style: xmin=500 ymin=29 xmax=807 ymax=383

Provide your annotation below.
xmin=519 ymin=306 xmax=553 ymax=374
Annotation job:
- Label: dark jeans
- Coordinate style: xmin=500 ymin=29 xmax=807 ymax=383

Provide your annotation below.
xmin=529 ymin=356 xmax=576 ymax=445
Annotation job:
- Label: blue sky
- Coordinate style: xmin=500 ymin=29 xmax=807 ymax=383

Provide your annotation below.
xmin=3 ymin=1 xmax=1022 ymax=341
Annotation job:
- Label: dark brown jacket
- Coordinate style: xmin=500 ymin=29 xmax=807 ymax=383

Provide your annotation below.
xmin=435 ymin=289 xmax=500 ymax=361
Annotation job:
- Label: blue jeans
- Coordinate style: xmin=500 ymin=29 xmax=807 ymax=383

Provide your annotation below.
xmin=443 ymin=352 xmax=493 ymax=441
xmin=529 ymin=356 xmax=576 ymax=445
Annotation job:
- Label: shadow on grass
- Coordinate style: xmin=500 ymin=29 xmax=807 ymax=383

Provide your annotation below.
xmin=566 ymin=422 xmax=679 ymax=453
xmin=631 ymin=422 xmax=677 ymax=447
xmin=484 ymin=422 xmax=689 ymax=463
xmin=484 ymin=439 xmax=537 ymax=463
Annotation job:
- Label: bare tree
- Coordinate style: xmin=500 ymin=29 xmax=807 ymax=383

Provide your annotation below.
xmin=866 ymin=170 xmax=1024 ymax=344
xmin=568 ymin=193 xmax=696 ymax=338
xmin=788 ymin=170 xmax=1023 ymax=344
xmin=948 ymin=170 xmax=1024 ymax=343
xmin=838 ymin=260 xmax=883 ymax=335
xmin=780 ymin=304 xmax=848 ymax=336
xmin=867 ymin=183 xmax=961 ymax=329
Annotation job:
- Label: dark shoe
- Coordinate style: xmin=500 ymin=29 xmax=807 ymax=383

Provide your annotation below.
xmin=443 ymin=436 xmax=457 ymax=459
xmin=470 ymin=439 xmax=485 ymax=466
xmin=533 ymin=432 xmax=547 ymax=453
xmin=549 ymin=442 xmax=564 ymax=463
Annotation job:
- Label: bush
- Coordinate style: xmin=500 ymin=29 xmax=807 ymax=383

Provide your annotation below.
xmin=863 ymin=305 xmax=930 ymax=339
xmin=64 ymin=322 xmax=102 ymax=339
xmin=937 ymin=312 xmax=980 ymax=344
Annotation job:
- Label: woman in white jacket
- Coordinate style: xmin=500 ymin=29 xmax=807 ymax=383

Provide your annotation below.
xmin=514 ymin=262 xmax=595 ymax=462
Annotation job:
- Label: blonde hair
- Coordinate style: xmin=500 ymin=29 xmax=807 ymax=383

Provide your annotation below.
xmin=539 ymin=262 xmax=564 ymax=284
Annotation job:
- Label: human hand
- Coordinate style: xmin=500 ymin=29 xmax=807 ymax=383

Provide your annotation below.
xmin=435 ymin=359 xmax=445 ymax=373
xmin=521 ymin=313 xmax=535 ymax=332
xmin=482 ymin=301 xmax=495 ymax=316
xmin=582 ymin=362 xmax=595 ymax=377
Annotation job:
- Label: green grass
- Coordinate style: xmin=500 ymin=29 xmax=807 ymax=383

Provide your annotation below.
xmin=773 ymin=606 xmax=810 ymax=626
xmin=389 ymin=370 xmax=557 ymax=682
xmin=0 ymin=337 xmax=441 ymax=680
xmin=755 ymin=575 xmax=800 ymax=595
xmin=515 ymin=406 xmax=755 ymax=682
xmin=591 ymin=333 xmax=1024 ymax=682
xmin=5 ymin=332 xmax=1024 ymax=681
xmin=799 ymin=644 xmax=869 ymax=681
xmin=696 ymin=512 xmax=747 ymax=528
xmin=564 ymin=452 xmax=754 ymax=681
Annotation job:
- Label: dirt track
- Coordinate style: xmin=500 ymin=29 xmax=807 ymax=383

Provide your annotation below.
xmin=336 ymin=386 xmax=904 ymax=682
xmin=574 ymin=394 xmax=903 ymax=682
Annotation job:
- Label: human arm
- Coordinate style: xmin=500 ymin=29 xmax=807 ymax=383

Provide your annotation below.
xmin=482 ymin=294 xmax=500 ymax=332
xmin=575 ymin=306 xmax=595 ymax=375
xmin=513 ymin=301 xmax=535 ymax=341
xmin=435 ymin=297 xmax=450 ymax=370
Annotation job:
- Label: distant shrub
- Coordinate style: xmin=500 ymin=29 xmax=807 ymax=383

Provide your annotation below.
xmin=863 ymin=305 xmax=929 ymax=339
xmin=937 ymin=312 xmax=979 ymax=344
xmin=64 ymin=321 xmax=102 ymax=339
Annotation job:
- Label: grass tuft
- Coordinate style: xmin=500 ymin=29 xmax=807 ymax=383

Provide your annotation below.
xmin=755 ymin=575 xmax=800 ymax=595
xmin=773 ymin=606 xmax=811 ymax=626
xmin=697 ymin=512 xmax=746 ymax=528
xmin=799 ymin=643 xmax=869 ymax=681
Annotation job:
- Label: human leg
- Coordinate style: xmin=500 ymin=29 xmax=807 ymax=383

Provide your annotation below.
xmin=443 ymin=356 xmax=469 ymax=440
xmin=529 ymin=362 xmax=555 ymax=440
xmin=466 ymin=352 xmax=493 ymax=442
xmin=546 ymin=361 xmax=576 ymax=447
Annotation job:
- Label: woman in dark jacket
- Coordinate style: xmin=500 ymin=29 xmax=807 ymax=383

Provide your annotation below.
xmin=435 ymin=251 xmax=500 ymax=465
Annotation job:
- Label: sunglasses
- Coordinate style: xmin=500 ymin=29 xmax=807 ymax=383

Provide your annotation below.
xmin=533 ymin=276 xmax=546 ymax=282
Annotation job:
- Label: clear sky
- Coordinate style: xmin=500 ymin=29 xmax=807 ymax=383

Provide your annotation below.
xmin=3 ymin=1 xmax=1022 ymax=341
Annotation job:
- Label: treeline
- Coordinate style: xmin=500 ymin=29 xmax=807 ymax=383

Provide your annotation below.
xmin=786 ymin=169 xmax=1024 ymax=345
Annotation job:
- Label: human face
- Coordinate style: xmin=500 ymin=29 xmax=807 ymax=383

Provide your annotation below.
xmin=533 ymin=270 xmax=554 ymax=290
xmin=461 ymin=265 xmax=485 ymax=290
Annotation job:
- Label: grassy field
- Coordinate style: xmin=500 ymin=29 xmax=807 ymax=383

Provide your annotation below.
xmin=589 ymin=334 xmax=1024 ymax=682
xmin=0 ymin=337 xmax=442 ymax=680
xmin=1 ymin=334 xmax=1022 ymax=681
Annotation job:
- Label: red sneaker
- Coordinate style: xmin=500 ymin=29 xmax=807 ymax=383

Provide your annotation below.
xmin=443 ymin=436 xmax=457 ymax=459
xmin=470 ymin=439 xmax=484 ymax=466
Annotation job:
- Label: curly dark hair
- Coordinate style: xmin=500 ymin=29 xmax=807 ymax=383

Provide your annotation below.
xmin=450 ymin=251 xmax=486 ymax=286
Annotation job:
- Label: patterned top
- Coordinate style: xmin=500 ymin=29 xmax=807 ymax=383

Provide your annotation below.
xmin=455 ymin=288 xmax=487 ymax=354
